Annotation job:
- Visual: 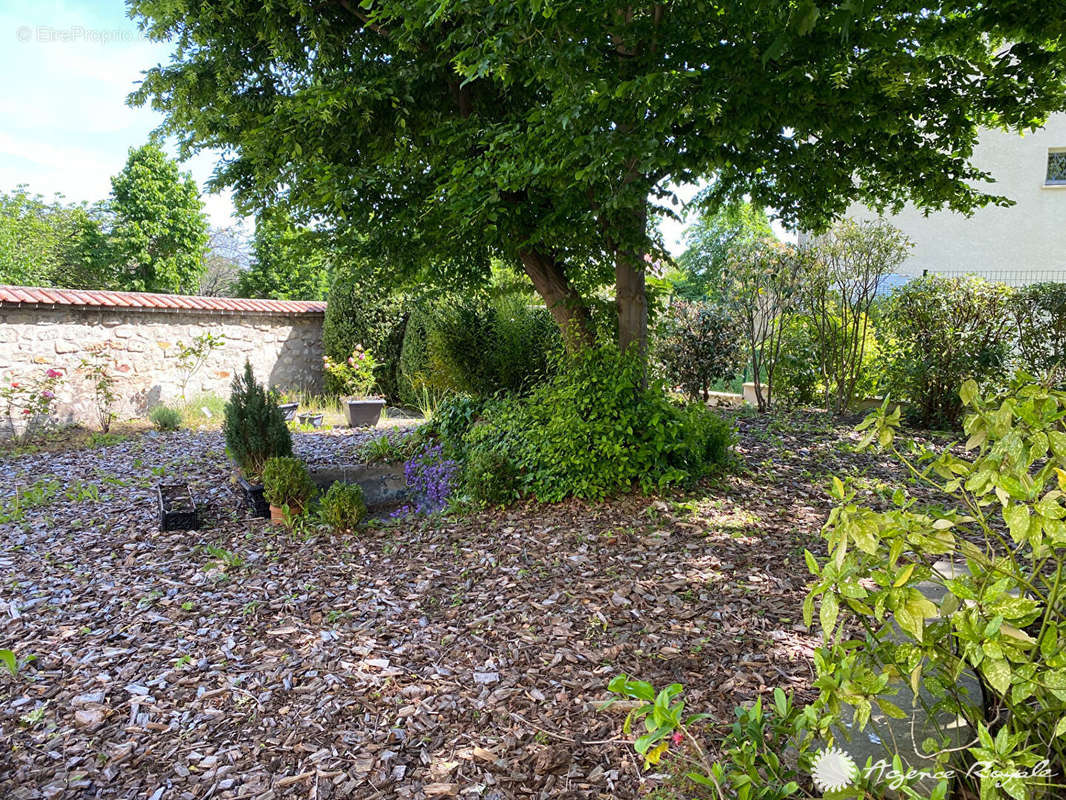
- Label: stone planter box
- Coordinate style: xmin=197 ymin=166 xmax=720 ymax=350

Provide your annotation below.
xmin=298 ymin=412 xmax=324 ymax=428
xmin=344 ymin=398 xmax=385 ymax=428
xmin=308 ymin=463 xmax=407 ymax=509
xmin=278 ymin=402 xmax=299 ymax=421
xmin=236 ymin=475 xmax=270 ymax=518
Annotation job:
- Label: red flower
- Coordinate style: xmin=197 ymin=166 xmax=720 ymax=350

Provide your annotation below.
xmin=671 ymin=732 xmax=684 ymax=746
xmin=45 ymin=369 xmax=62 ymax=378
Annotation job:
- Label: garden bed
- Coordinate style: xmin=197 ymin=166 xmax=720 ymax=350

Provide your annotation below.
xmin=0 ymin=412 xmax=931 ymax=799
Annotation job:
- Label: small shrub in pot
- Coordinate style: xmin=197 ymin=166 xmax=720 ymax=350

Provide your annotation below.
xmin=261 ymin=456 xmax=316 ymax=515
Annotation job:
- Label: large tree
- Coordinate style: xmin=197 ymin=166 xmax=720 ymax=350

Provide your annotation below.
xmin=236 ymin=212 xmax=332 ymax=301
xmin=106 ymin=142 xmax=209 ymax=293
xmin=674 ymin=200 xmax=774 ymax=302
xmin=129 ymin=0 xmax=1066 ymax=353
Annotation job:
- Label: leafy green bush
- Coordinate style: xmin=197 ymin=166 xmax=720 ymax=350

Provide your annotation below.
xmin=261 ymin=456 xmax=316 ymax=512
xmin=431 ymin=395 xmax=488 ymax=453
xmin=800 ymin=218 xmax=909 ymax=413
xmin=773 ymin=317 xmax=822 ymax=408
xmin=879 ymin=274 xmax=1014 ymax=428
xmin=777 ymin=312 xmax=883 ymax=409
xmin=317 ymin=481 xmax=366 ymax=533
xmin=607 ymin=676 xmax=833 ymax=797
xmin=323 ymin=266 xmax=409 ymax=401
xmin=1013 ymin=282 xmax=1066 ymax=379
xmin=149 ymin=405 xmax=182 ymax=432
xmin=222 ymin=362 xmax=293 ymax=479
xmin=412 ymin=294 xmax=560 ymax=398
xmin=808 ymin=378 xmax=1066 ymax=796
xmin=455 ymin=345 xmax=735 ymax=502
xmin=357 ymin=429 xmax=424 ymax=463
xmin=652 ymin=299 xmax=743 ymax=402
xmin=462 ymin=444 xmax=520 ymax=506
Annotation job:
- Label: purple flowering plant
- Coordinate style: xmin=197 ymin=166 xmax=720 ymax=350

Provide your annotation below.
xmin=391 ymin=442 xmax=459 ymax=517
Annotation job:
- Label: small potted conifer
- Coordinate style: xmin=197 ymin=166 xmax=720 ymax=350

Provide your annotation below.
xmin=222 ymin=362 xmax=294 ymax=516
xmin=324 ymin=345 xmax=385 ymax=427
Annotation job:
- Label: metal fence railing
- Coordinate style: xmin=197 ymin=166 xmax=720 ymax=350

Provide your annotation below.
xmin=914 ymin=269 xmax=1066 ymax=287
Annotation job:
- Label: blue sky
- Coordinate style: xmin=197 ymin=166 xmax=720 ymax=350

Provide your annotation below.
xmin=0 ymin=0 xmax=721 ymax=251
xmin=0 ymin=0 xmax=243 ymax=229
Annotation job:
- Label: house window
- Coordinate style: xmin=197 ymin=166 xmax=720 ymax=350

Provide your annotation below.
xmin=1048 ymin=150 xmax=1066 ymax=185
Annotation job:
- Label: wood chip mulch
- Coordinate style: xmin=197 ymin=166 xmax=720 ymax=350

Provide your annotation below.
xmin=0 ymin=412 xmax=927 ymax=799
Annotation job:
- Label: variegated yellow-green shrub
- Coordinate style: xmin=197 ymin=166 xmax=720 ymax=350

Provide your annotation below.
xmin=807 ymin=376 xmax=1066 ymax=799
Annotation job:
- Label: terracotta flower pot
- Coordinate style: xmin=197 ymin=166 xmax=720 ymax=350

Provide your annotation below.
xmin=268 ymin=504 xmax=303 ymax=525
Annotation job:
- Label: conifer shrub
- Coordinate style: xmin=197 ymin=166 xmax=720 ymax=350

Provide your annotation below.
xmin=222 ymin=361 xmax=293 ymax=479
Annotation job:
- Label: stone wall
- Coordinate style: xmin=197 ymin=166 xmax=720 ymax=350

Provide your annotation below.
xmin=0 ymin=305 xmax=324 ymax=427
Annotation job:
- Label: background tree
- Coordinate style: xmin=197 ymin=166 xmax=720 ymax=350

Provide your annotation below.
xmin=727 ymin=239 xmax=809 ymax=413
xmin=106 ymin=143 xmax=208 ymax=293
xmin=673 ymin=200 xmax=774 ymax=302
xmin=131 ymin=0 xmax=1066 ymax=357
xmin=236 ymin=212 xmax=332 ymax=301
xmin=199 ymin=226 xmax=251 ymax=297
xmin=0 ymin=188 xmax=103 ymax=287
xmin=801 ymin=219 xmax=911 ymax=413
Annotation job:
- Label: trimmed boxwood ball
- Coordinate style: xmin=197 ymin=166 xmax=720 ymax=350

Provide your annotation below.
xmin=317 ymin=481 xmax=367 ymax=533
xmin=261 ymin=456 xmax=316 ymax=512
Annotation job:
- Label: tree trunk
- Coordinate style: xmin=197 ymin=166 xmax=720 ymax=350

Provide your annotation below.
xmin=615 ymin=250 xmax=647 ymax=355
xmin=614 ymin=205 xmax=649 ymax=355
xmin=518 ymin=249 xmax=596 ymax=351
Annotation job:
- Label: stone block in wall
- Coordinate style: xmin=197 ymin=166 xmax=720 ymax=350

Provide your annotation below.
xmin=55 ymin=339 xmax=79 ymax=354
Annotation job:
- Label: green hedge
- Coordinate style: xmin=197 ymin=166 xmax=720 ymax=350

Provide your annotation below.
xmin=400 ymin=294 xmax=561 ymax=400
xmin=878 ymin=274 xmax=1014 ymax=429
xmin=322 ymin=267 xmax=409 ymax=402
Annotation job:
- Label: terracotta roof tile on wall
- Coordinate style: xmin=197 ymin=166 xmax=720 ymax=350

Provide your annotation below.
xmin=0 ymin=285 xmax=327 ymax=315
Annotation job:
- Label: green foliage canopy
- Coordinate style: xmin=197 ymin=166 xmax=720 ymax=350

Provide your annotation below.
xmin=236 ymin=211 xmax=332 ymax=301
xmin=130 ymin=0 xmax=1066 ymax=353
xmin=674 ymin=201 xmax=773 ymax=302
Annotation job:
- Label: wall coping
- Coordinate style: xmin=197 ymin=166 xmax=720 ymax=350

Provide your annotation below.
xmin=0 ymin=285 xmax=326 ymax=316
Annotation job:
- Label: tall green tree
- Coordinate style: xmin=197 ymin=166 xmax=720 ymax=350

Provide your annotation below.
xmin=236 ymin=212 xmax=332 ymax=301
xmin=674 ymin=200 xmax=774 ymax=301
xmin=130 ymin=0 xmax=1066 ymax=355
xmin=106 ymin=143 xmax=208 ymax=293
xmin=0 ymin=188 xmax=103 ymax=287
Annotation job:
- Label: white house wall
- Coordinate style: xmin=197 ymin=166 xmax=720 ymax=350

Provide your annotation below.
xmin=836 ymin=113 xmax=1066 ymax=282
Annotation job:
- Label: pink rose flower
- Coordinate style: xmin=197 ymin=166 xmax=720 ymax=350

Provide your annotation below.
xmin=45 ymin=369 xmax=62 ymax=378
